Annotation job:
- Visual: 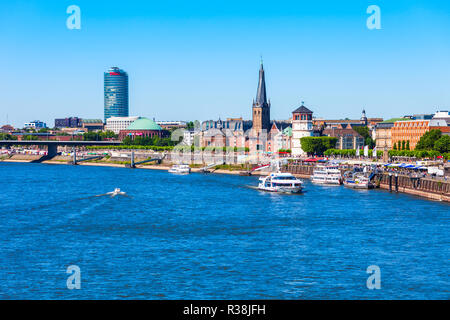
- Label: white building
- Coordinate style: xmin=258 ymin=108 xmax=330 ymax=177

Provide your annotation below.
xmin=106 ymin=116 xmax=140 ymax=134
xmin=24 ymin=120 xmax=47 ymax=129
xmin=291 ymin=104 xmax=314 ymax=157
xmin=433 ymin=110 xmax=450 ymax=119
xmin=182 ymin=130 xmax=201 ymax=146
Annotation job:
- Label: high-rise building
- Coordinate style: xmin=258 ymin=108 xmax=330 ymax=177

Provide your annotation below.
xmin=104 ymin=67 xmax=129 ymax=122
xmin=251 ymin=62 xmax=271 ymax=133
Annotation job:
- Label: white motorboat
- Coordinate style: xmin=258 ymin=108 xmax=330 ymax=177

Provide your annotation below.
xmin=168 ymin=164 xmax=191 ymax=174
xmin=106 ymin=188 xmax=127 ymax=197
xmin=258 ymin=172 xmax=303 ymax=194
xmin=343 ymin=172 xmax=374 ymax=189
xmin=311 ymin=165 xmax=342 ymax=185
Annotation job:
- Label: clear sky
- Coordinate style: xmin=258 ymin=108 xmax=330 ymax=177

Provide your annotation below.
xmin=1 ymin=0 xmax=449 ymax=128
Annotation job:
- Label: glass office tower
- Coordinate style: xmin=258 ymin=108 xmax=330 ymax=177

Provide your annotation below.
xmin=104 ymin=67 xmax=129 ymax=121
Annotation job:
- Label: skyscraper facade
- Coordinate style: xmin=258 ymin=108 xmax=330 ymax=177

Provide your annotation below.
xmin=104 ymin=67 xmax=129 ymax=122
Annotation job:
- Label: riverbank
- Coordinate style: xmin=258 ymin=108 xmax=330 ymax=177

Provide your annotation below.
xmin=0 ymin=157 xmax=267 ymax=176
xmin=283 ymin=163 xmax=450 ymax=203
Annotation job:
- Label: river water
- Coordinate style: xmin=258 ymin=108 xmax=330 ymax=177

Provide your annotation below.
xmin=0 ymin=162 xmax=448 ymax=299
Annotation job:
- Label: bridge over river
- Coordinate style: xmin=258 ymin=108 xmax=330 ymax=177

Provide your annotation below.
xmin=0 ymin=140 xmax=122 ymax=162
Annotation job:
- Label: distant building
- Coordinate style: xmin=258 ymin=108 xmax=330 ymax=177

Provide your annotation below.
xmin=291 ymin=104 xmax=314 ymax=156
xmin=266 ymin=122 xmax=292 ymax=154
xmin=118 ymin=117 xmax=167 ymax=140
xmin=201 ymin=120 xmax=227 ymax=148
xmin=413 ymin=114 xmax=434 ymax=120
xmin=182 ymin=129 xmax=201 ymax=146
xmin=374 ymin=122 xmax=394 ymax=150
xmin=201 ymin=118 xmax=252 ymax=148
xmin=323 ymin=124 xmax=365 ymax=150
xmin=24 ymin=120 xmax=46 ymax=129
xmin=314 ymin=110 xmax=382 ymax=130
xmin=0 ymin=125 xmax=14 ymax=133
xmin=82 ymin=119 xmax=104 ymax=132
xmin=104 ymin=67 xmax=129 ymax=121
xmin=54 ymin=117 xmax=82 ymax=128
xmin=106 ymin=116 xmax=140 ymax=134
xmin=433 ymin=110 xmax=450 ymax=120
xmin=156 ymin=121 xmax=187 ymax=130
xmin=391 ymin=119 xmax=450 ymax=150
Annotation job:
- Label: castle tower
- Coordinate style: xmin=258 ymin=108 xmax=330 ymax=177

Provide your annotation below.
xmin=252 ymin=62 xmax=271 ymax=133
xmin=291 ymin=103 xmax=313 ymax=156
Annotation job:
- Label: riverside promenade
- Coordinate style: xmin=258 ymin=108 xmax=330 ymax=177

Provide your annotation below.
xmin=283 ymin=163 xmax=450 ymax=203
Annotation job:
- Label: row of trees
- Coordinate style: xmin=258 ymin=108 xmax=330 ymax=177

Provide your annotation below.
xmin=0 ymin=133 xmax=17 ymax=140
xmin=388 ymin=149 xmax=450 ymax=160
xmin=324 ymin=149 xmax=383 ymax=157
xmin=393 ymin=140 xmax=410 ymax=151
xmin=82 ymin=131 xmax=117 ymax=141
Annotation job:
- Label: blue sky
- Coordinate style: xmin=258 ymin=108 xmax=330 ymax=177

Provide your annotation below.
xmin=1 ymin=0 xmax=449 ymax=127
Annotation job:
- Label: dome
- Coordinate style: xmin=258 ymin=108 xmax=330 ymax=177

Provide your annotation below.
xmin=127 ymin=118 xmax=162 ymax=131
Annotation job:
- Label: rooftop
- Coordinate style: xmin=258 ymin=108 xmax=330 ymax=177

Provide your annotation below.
xmin=82 ymin=119 xmax=103 ymax=124
xmin=381 ymin=118 xmax=412 ymax=123
xmin=127 ymin=117 xmax=162 ymax=131
xmin=292 ymin=105 xmax=313 ymax=114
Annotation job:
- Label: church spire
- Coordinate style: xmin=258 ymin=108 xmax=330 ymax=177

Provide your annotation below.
xmin=255 ymin=61 xmax=267 ymax=106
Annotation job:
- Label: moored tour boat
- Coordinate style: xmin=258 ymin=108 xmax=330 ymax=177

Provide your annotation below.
xmin=168 ymin=164 xmax=191 ymax=174
xmin=343 ymin=173 xmax=374 ymax=189
xmin=258 ymin=172 xmax=303 ymax=194
xmin=311 ymin=165 xmax=342 ymax=185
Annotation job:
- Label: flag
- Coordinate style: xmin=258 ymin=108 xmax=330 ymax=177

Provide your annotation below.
xmin=372 ymin=147 xmax=377 ymax=157
xmin=364 ymin=145 xmax=369 ymax=157
xmin=356 ymin=148 xmax=360 ymax=156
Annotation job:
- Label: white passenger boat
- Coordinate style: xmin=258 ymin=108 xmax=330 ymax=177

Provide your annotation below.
xmin=343 ymin=173 xmax=374 ymax=189
xmin=258 ymin=172 xmax=303 ymax=194
xmin=311 ymin=165 xmax=342 ymax=185
xmin=168 ymin=164 xmax=191 ymax=174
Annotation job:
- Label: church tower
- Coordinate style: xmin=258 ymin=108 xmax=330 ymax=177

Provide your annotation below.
xmin=252 ymin=62 xmax=271 ymax=133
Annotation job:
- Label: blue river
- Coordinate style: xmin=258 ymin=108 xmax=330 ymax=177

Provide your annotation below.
xmin=0 ymin=162 xmax=448 ymax=299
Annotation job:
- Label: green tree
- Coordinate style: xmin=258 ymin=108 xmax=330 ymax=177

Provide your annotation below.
xmin=186 ymin=121 xmax=194 ymax=130
xmin=83 ymin=131 xmax=101 ymax=141
xmin=434 ymin=135 xmax=450 ymax=153
xmin=416 ymin=129 xmax=442 ymax=150
xmin=300 ymin=137 xmax=337 ymax=155
xmin=406 ymin=140 xmax=410 ymax=150
xmin=393 ymin=142 xmax=397 ymax=150
xmin=401 ymin=140 xmax=406 ymax=150
xmin=353 ymin=126 xmax=375 ymax=148
xmin=0 ymin=133 xmax=17 ymax=140
xmin=122 ymin=136 xmax=132 ymax=145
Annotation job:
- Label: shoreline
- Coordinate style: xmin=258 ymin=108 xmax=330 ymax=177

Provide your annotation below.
xmin=0 ymin=158 xmax=264 ymax=176
xmin=2 ymin=159 xmax=448 ymax=203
